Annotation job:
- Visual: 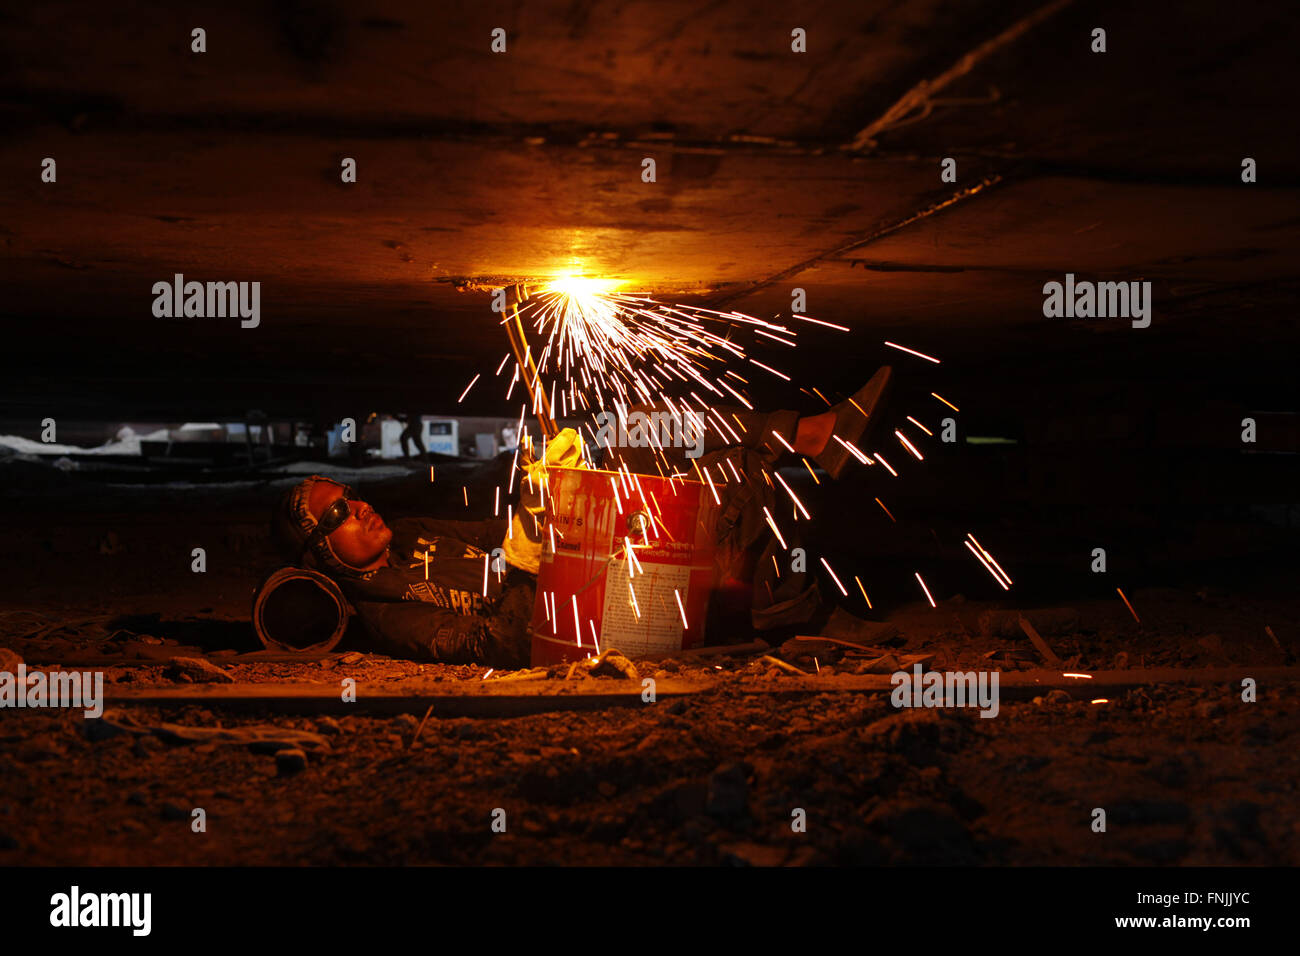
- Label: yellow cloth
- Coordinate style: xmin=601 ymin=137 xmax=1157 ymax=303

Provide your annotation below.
xmin=501 ymin=428 xmax=586 ymax=574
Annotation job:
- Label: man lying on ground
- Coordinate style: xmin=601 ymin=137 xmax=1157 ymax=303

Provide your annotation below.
xmin=270 ymin=367 xmax=892 ymax=667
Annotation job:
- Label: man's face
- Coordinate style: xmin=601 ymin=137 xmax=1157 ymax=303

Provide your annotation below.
xmin=307 ymin=480 xmax=392 ymax=568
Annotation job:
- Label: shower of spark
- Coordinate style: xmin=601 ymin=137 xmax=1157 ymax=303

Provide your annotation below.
xmin=456 ymin=273 xmax=1016 ymax=629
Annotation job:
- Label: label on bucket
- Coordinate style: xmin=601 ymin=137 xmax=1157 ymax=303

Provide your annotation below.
xmin=530 ymin=467 xmax=718 ymax=666
xmin=600 ymin=558 xmax=691 ymax=656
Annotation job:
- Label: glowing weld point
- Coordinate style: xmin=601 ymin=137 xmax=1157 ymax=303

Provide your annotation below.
xmin=895 ymin=430 xmax=924 ymax=460
xmin=457 ymin=373 xmax=482 ymax=403
xmin=873 ymin=453 xmax=898 ymax=476
xmin=819 ymin=557 xmax=848 ymax=596
xmin=674 ymin=589 xmax=688 ymax=629
xmin=915 ymin=572 xmax=937 ymax=607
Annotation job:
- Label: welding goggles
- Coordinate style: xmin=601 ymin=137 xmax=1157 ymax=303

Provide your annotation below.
xmin=299 ymin=482 xmax=357 ymax=561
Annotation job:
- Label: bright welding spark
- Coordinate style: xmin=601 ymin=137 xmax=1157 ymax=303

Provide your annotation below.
xmin=773 ymin=470 xmax=810 ymax=519
xmin=590 ymin=620 xmax=601 ymax=655
xmin=819 ymin=557 xmax=848 ymax=596
xmin=482 ymin=554 xmax=489 ymax=596
xmin=1063 ymin=672 xmax=1093 ymax=679
xmin=674 ymin=589 xmax=688 ymax=629
xmin=770 ymin=430 xmax=796 ymax=453
xmin=875 ymin=497 xmax=897 ymax=523
xmin=931 ymin=391 xmax=960 ymax=412
xmin=967 ymin=533 xmax=1012 ymax=586
xmin=895 ymin=429 xmax=924 ymax=460
xmin=906 ymin=416 xmax=933 ymax=436
xmin=1116 ymin=587 xmax=1141 ymax=623
xmin=831 ymin=433 xmax=872 ymax=465
xmin=884 ymin=341 xmax=941 ymax=364
xmin=482 ymin=668 xmax=494 ymax=680
xmin=873 ymin=453 xmax=898 ymax=476
xmin=1091 ymin=698 xmax=1110 ymax=704
xmin=572 ymin=594 xmax=582 ymax=645
xmin=915 ymin=571 xmax=937 ymax=607
xmin=791 ymin=314 xmax=850 ymax=332
xmin=762 ymin=506 xmax=788 ymax=550
xmin=462 ymin=486 xmax=468 ymax=507
xmin=429 ymin=465 xmax=435 ymax=482
xmin=493 ymin=485 xmax=500 ymax=516
xmin=457 ymin=373 xmax=482 ymax=403
xmin=964 ymin=540 xmax=1009 ymax=590
xmin=801 ymin=457 xmax=821 ymax=485
xmin=854 ymin=575 xmax=872 ymax=608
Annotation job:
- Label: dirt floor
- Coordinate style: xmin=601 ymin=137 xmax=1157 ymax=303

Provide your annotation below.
xmin=2 ymin=585 xmax=1296 ymax=867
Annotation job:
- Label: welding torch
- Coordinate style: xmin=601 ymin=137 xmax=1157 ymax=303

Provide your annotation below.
xmin=504 ymin=282 xmax=559 ymax=441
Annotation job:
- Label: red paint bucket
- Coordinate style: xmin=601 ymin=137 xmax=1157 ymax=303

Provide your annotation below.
xmin=529 ymin=467 xmax=719 ymax=665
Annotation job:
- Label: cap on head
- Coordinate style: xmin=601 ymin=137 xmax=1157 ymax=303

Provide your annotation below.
xmin=271 ymin=475 xmax=369 ymax=577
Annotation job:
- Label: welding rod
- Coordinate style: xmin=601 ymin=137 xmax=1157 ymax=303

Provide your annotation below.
xmin=504 ymin=283 xmax=558 ymax=440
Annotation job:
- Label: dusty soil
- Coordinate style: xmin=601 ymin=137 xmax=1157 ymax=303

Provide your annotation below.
xmin=1 ymin=589 xmax=1296 ymax=867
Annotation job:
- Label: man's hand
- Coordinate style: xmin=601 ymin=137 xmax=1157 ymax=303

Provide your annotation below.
xmin=506 ymin=283 xmax=531 ymax=311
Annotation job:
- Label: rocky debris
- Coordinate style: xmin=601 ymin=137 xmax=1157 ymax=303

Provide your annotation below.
xmin=166 ymin=657 xmax=235 ymax=684
xmin=867 ymin=800 xmax=979 ymax=864
xmin=820 ymin=608 xmax=901 ymax=645
xmin=82 ymin=712 xmax=330 ymax=754
xmin=859 ymin=709 xmax=969 ymax=765
xmin=0 ymin=647 xmax=23 ymax=673
xmin=566 ymin=648 xmax=639 ymax=680
xmin=978 ymin=607 xmax=1079 ymax=638
xmin=276 ymin=749 xmax=309 ymax=775
xmin=314 ymin=717 xmax=343 ymax=735
xmin=705 ymin=762 xmax=749 ymax=817
xmin=339 ymin=652 xmax=364 ymax=665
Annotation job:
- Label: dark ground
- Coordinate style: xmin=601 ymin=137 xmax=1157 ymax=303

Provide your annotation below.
xmin=1 ymin=460 xmax=1296 ymax=866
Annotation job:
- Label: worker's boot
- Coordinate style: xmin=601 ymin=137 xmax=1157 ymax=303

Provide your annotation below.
xmin=812 ymin=366 xmax=893 ymax=480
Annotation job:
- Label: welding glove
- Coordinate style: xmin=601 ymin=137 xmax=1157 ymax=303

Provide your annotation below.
xmin=501 ymin=427 xmax=587 ymax=574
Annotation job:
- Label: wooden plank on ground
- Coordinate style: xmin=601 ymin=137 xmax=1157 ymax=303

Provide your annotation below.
xmin=94 ymin=667 xmax=1300 ymax=717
